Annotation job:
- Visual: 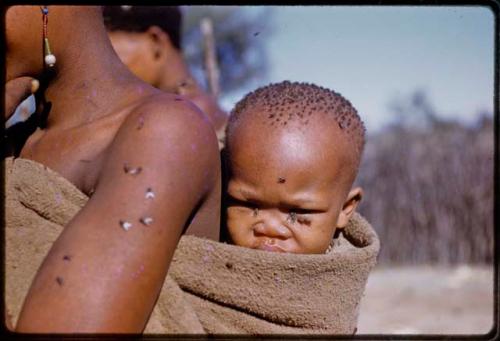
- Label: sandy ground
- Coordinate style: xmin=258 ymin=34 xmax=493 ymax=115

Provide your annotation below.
xmin=357 ymin=264 xmax=495 ymax=335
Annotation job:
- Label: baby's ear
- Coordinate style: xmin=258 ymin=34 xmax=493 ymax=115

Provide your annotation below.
xmin=336 ymin=187 xmax=363 ymax=229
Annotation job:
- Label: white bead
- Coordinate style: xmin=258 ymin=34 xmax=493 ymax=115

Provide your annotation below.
xmin=45 ymin=54 xmax=56 ymax=67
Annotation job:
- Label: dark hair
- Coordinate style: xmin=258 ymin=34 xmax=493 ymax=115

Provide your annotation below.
xmin=102 ymin=6 xmax=182 ymax=50
xmin=226 ymin=81 xmax=366 ymax=157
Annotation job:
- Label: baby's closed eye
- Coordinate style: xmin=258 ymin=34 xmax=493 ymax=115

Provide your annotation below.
xmin=287 ymin=211 xmax=311 ymax=226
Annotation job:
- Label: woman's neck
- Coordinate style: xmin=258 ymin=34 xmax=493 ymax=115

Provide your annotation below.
xmin=44 ymin=52 xmax=144 ymax=130
xmin=42 ymin=13 xmax=155 ymax=130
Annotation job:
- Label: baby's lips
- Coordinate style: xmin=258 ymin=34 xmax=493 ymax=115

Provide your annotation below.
xmin=256 ymin=243 xmax=286 ymax=253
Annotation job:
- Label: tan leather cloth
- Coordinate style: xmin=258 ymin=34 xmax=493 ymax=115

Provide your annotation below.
xmin=5 ymin=157 xmax=379 ymax=334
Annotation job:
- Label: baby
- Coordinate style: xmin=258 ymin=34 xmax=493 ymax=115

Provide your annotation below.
xmin=223 ymin=81 xmax=365 ymax=254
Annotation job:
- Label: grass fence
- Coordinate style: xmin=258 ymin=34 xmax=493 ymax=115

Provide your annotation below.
xmin=355 ymin=112 xmax=493 ymax=264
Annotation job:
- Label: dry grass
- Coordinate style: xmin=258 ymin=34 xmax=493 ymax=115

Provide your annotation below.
xmin=355 ymin=102 xmax=493 ymax=264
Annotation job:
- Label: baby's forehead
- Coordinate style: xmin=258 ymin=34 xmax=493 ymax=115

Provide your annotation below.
xmin=230 ymin=111 xmax=356 ymax=177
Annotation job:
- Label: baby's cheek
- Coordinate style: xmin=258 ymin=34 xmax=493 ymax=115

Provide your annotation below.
xmin=226 ymin=210 xmax=254 ymax=246
xmin=297 ymin=223 xmax=334 ymax=254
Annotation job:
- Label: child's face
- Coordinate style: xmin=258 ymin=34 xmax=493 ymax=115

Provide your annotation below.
xmin=225 ymin=115 xmax=358 ymax=254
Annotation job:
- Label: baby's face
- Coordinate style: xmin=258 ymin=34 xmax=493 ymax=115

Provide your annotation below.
xmin=225 ymin=116 xmax=354 ymax=254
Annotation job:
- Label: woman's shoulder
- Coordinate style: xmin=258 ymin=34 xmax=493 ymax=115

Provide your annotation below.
xmin=105 ymin=90 xmax=220 ymax=193
xmin=124 ymin=91 xmax=216 ymax=141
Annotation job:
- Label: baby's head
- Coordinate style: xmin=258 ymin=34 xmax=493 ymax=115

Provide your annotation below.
xmin=223 ymin=81 xmax=365 ymax=254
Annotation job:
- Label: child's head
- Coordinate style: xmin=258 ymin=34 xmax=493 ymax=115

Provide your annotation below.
xmin=103 ymin=6 xmax=183 ymax=87
xmin=223 ymin=81 xmax=365 ymax=254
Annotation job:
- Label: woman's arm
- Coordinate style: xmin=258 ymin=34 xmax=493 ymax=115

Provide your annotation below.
xmin=4 ymin=76 xmax=38 ymax=123
xmin=15 ymin=97 xmax=220 ymax=333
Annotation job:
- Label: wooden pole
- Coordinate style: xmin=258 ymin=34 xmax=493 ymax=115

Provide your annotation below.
xmin=200 ymin=17 xmax=220 ymax=99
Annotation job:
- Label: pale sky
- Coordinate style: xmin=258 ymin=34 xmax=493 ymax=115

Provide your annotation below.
xmin=216 ymin=6 xmax=495 ymax=133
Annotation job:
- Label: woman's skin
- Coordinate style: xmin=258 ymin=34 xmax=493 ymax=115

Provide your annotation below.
xmin=6 ymin=6 xmax=220 ymax=332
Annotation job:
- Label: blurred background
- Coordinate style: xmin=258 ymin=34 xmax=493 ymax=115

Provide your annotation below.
xmin=181 ymin=5 xmax=495 ymax=335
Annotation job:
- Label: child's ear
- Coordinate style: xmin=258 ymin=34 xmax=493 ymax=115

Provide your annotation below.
xmin=336 ymin=187 xmax=363 ymax=229
xmin=146 ymin=26 xmax=171 ymax=59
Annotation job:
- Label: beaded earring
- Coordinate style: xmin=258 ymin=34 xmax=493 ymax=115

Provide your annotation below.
xmin=41 ymin=6 xmax=56 ymax=68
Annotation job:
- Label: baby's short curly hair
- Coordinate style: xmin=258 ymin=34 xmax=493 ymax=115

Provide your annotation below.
xmin=225 ymin=81 xmax=366 ymax=158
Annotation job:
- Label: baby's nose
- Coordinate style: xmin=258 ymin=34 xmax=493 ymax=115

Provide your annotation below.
xmin=253 ymin=220 xmax=292 ymax=239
